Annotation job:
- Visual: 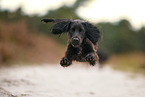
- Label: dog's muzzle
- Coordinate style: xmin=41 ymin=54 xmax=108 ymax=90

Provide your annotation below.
xmin=71 ymin=37 xmax=80 ymax=47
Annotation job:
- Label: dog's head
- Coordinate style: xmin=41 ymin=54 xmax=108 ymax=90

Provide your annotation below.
xmin=41 ymin=19 xmax=101 ymax=47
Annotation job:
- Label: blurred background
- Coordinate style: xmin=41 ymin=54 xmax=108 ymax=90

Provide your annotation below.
xmin=0 ymin=0 xmax=145 ymax=73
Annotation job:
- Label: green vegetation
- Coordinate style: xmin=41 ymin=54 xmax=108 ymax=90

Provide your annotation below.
xmin=98 ymin=20 xmax=145 ymax=54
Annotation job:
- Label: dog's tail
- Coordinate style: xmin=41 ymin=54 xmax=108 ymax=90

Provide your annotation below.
xmin=41 ymin=19 xmax=70 ymax=23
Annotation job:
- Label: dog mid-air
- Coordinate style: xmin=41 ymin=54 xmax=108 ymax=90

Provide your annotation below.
xmin=41 ymin=19 xmax=101 ymax=67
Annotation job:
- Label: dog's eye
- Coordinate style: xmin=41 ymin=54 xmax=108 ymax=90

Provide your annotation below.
xmin=79 ymin=29 xmax=82 ymax=32
xmin=72 ymin=28 xmax=75 ymax=32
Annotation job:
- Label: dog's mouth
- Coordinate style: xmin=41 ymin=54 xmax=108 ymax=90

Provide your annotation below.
xmin=71 ymin=42 xmax=80 ymax=47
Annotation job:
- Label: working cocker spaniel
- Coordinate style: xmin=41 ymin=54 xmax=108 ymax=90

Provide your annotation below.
xmin=41 ymin=19 xmax=101 ymax=67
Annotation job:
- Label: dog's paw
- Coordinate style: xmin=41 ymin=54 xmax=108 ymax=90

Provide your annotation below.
xmin=85 ymin=54 xmax=96 ymax=66
xmin=60 ymin=57 xmax=72 ymax=67
xmin=86 ymin=54 xmax=95 ymax=62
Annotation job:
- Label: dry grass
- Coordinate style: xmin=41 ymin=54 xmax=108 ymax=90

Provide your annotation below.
xmin=0 ymin=20 xmax=65 ymax=66
xmin=107 ymin=52 xmax=145 ymax=74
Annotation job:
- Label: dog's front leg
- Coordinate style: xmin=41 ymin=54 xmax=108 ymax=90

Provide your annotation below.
xmin=86 ymin=52 xmax=99 ymax=66
xmin=60 ymin=57 xmax=72 ymax=67
xmin=85 ymin=40 xmax=99 ymax=66
xmin=60 ymin=44 xmax=75 ymax=67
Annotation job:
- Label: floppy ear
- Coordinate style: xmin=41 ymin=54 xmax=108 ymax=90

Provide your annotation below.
xmin=41 ymin=19 xmax=71 ymax=34
xmin=51 ymin=21 xmax=71 ymax=34
xmin=83 ymin=22 xmax=101 ymax=45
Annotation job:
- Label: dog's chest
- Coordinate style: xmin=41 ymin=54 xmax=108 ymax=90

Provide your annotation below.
xmin=73 ymin=47 xmax=86 ymax=62
xmin=74 ymin=47 xmax=82 ymax=55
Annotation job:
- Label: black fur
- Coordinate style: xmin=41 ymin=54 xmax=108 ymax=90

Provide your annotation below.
xmin=41 ymin=19 xmax=101 ymax=67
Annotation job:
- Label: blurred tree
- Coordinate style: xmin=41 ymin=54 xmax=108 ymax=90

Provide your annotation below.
xmin=0 ymin=10 xmax=9 ymax=20
xmin=137 ymin=27 xmax=145 ymax=51
xmin=98 ymin=19 xmax=139 ymax=54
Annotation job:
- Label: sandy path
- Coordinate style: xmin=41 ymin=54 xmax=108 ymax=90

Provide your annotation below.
xmin=0 ymin=64 xmax=145 ymax=97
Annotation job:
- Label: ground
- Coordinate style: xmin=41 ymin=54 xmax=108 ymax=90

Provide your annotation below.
xmin=0 ymin=64 xmax=145 ymax=97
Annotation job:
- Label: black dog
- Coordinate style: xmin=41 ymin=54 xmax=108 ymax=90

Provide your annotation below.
xmin=41 ymin=19 xmax=101 ymax=67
